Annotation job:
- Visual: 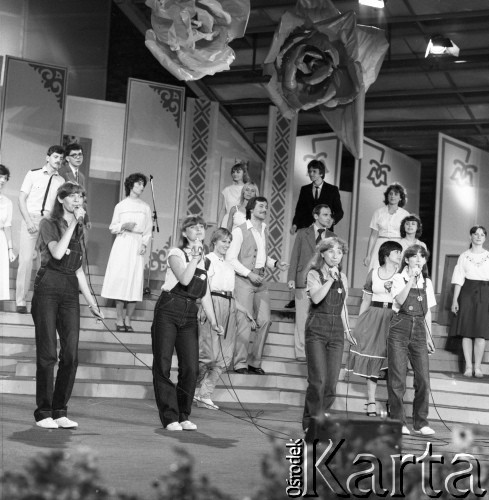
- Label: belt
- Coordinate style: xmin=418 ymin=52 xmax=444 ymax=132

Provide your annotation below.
xmin=252 ymin=267 xmax=265 ymax=276
xmin=211 ymin=291 xmax=233 ymax=299
xmin=372 ymin=301 xmax=392 ymax=309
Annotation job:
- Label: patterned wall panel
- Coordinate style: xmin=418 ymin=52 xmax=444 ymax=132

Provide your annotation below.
xmin=265 ymin=107 xmax=298 ymax=281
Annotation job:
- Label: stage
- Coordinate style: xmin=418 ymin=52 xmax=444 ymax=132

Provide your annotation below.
xmin=1 ymin=394 xmax=488 ymax=499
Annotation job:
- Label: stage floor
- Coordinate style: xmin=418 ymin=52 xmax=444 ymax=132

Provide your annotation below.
xmin=1 ymin=394 xmax=488 ymax=499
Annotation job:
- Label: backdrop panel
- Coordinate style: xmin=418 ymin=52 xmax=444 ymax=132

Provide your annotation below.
xmin=432 ymin=133 xmax=489 ymax=291
xmin=350 ymin=137 xmax=421 ymax=288
xmin=263 ymin=106 xmax=298 ymax=282
xmin=0 ymin=56 xmax=67 ymax=252
xmin=122 ymin=79 xmax=185 ymax=283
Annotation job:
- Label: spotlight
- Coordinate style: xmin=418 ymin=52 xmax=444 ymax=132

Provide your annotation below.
xmin=359 ymin=0 xmax=385 ymax=7
xmin=425 ymin=35 xmax=460 ymax=58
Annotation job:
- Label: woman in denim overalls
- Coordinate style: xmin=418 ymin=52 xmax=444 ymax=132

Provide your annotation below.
xmin=302 ymin=237 xmax=357 ymax=432
xmin=387 ymin=244 xmax=436 ymax=436
xmin=32 ymin=182 xmax=103 ymax=429
xmin=151 ymin=216 xmax=222 ymax=431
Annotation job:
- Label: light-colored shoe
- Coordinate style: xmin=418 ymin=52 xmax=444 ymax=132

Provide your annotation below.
xmin=474 ymin=367 xmax=484 ymax=378
xmin=36 ymin=417 xmax=59 ymax=429
xmin=196 ymin=397 xmax=219 ymax=410
xmin=463 ymin=366 xmax=473 ymax=377
xmin=165 ymin=422 xmax=183 ymax=431
xmin=401 ymin=425 xmax=410 ymax=435
xmin=180 ymin=420 xmax=197 ymax=431
xmin=54 ymin=417 xmax=78 ymax=428
xmin=413 ymin=426 xmax=435 ymax=436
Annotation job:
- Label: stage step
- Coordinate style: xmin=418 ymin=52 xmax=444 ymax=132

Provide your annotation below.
xmin=1 ymin=280 xmax=487 ymax=425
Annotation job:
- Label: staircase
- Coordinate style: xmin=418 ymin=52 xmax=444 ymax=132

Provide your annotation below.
xmin=1 ymin=272 xmax=488 ymax=425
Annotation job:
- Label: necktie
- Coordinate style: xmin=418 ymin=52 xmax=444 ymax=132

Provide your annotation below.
xmin=41 ymin=175 xmax=55 ymax=216
xmin=75 ymin=170 xmax=79 ymax=183
xmin=314 ymin=186 xmax=319 ymax=201
xmin=316 ymin=228 xmax=325 ymax=244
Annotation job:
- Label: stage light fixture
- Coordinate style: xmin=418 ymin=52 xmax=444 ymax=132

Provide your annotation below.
xmin=359 ymin=0 xmax=385 ymax=8
xmin=425 ymin=35 xmax=460 ymax=58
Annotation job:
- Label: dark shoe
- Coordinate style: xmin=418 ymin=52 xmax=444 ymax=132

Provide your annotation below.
xmin=284 ymin=300 xmax=295 ymax=309
xmin=16 ymin=306 xmax=28 ymax=314
xmin=125 ymin=325 xmax=134 ymax=332
xmin=115 ymin=324 xmax=125 ymax=332
xmin=234 ymin=368 xmax=249 ymax=374
xmin=365 ymin=402 xmax=377 ymax=417
xmin=248 ymin=365 xmax=265 ymax=375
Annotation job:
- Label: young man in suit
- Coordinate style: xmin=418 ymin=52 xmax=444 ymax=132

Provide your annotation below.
xmin=59 ymin=143 xmax=86 ymax=187
xmin=290 ymin=159 xmax=343 ymax=235
xmin=287 ymin=204 xmax=336 ymax=360
xmin=226 ymin=197 xmax=289 ymax=374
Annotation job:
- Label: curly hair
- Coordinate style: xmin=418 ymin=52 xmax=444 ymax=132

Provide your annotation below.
xmin=400 ymin=214 xmax=423 ymax=238
xmin=383 ymin=182 xmax=407 ymax=208
xmin=124 ymin=173 xmax=148 ymax=197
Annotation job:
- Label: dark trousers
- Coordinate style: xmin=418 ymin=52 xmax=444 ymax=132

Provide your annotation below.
xmin=31 ymin=269 xmax=80 ymax=421
xmin=387 ymin=314 xmax=430 ymax=429
xmin=302 ymin=313 xmax=345 ymax=431
xmin=151 ymin=292 xmax=199 ymax=427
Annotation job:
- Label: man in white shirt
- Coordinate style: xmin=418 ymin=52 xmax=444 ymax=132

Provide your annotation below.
xmin=287 ymin=204 xmax=336 ymax=360
xmin=226 ymin=197 xmax=288 ymax=374
xmin=16 ymin=145 xmax=65 ymax=313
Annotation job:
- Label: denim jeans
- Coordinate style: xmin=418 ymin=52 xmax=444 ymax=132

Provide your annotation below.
xmin=387 ymin=313 xmax=430 ymax=429
xmin=302 ymin=313 xmax=345 ymax=431
xmin=151 ymin=292 xmax=199 ymax=427
xmin=31 ymin=268 xmax=80 ymax=421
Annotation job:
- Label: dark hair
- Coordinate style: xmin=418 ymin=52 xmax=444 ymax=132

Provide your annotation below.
xmin=231 ymin=162 xmax=251 ymax=183
xmin=400 ymin=244 xmax=430 ymax=278
xmin=400 ymin=214 xmax=423 ymax=238
xmin=309 ymin=236 xmax=348 ymax=273
xmin=469 ymin=225 xmax=487 ymax=248
xmin=124 ymin=173 xmax=148 ymax=197
xmin=312 ymin=204 xmax=331 ymax=217
xmin=65 ymin=143 xmax=84 ymax=156
xmin=307 ymin=159 xmax=326 ymax=178
xmin=246 ymin=196 xmax=268 ymax=215
xmin=47 ymin=145 xmax=65 ymax=156
xmin=49 ymin=182 xmax=86 ymax=233
xmin=0 ymin=164 xmax=10 ymax=180
xmin=383 ymin=182 xmax=407 ymax=208
xmin=210 ymin=228 xmax=232 ymax=250
xmin=378 ymin=240 xmax=403 ymax=266
xmin=178 ymin=215 xmax=207 ymax=249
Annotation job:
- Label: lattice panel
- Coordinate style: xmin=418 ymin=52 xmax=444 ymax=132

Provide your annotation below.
xmin=268 ymin=114 xmax=293 ymax=280
xmin=187 ymin=100 xmax=212 ymax=215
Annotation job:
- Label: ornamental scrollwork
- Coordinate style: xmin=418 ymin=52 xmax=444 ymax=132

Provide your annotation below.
xmin=149 ymin=85 xmax=183 ymax=128
xmin=28 ymin=64 xmax=66 ymax=109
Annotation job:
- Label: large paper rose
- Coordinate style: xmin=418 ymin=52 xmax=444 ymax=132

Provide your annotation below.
xmin=263 ymin=0 xmax=388 ymax=158
xmin=145 ymin=0 xmax=250 ymax=81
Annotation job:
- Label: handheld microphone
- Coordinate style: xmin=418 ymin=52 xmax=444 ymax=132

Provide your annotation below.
xmin=329 ymin=266 xmax=339 ymax=280
xmin=192 ymin=238 xmax=203 ymax=257
xmin=74 ymin=207 xmax=84 ymax=225
xmin=149 ymin=174 xmax=153 ymax=180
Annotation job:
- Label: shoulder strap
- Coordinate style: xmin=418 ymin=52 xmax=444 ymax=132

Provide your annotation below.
xmin=204 ymin=256 xmax=211 ymax=271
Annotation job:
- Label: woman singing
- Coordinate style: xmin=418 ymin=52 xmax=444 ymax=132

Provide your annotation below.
xmin=32 ymin=182 xmax=103 ymax=429
xmin=364 ymin=183 xmax=409 ymax=271
xmin=151 ymin=216 xmax=222 ymax=431
xmin=101 ymin=173 xmax=151 ymax=332
xmin=450 ymin=225 xmax=489 ymax=378
xmin=302 ymin=237 xmax=356 ymax=432
xmin=387 ymin=244 xmax=436 ymax=436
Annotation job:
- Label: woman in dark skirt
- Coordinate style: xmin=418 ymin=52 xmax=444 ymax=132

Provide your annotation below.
xmin=451 ymin=225 xmax=489 ymax=378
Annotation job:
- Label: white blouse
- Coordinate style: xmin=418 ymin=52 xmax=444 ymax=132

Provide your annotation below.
xmin=451 ymin=249 xmax=489 ymax=286
xmin=370 ymin=206 xmax=410 ymax=238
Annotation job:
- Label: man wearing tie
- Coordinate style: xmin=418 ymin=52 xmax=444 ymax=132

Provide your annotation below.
xmin=287 ymin=205 xmax=336 ymax=360
xmin=59 ymin=143 xmax=86 ymax=187
xmin=16 ymin=145 xmax=65 ymax=313
xmin=290 ymin=159 xmax=343 ymax=234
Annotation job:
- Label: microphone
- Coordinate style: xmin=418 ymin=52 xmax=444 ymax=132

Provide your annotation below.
xmin=149 ymin=174 xmax=153 ymax=180
xmin=192 ymin=238 xmax=203 ymax=257
xmin=329 ymin=266 xmax=339 ymax=280
xmin=74 ymin=206 xmax=84 ymax=225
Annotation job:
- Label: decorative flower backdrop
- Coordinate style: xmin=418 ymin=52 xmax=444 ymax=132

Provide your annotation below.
xmin=145 ymin=0 xmax=250 ymax=81
xmin=263 ymin=0 xmax=389 ymax=158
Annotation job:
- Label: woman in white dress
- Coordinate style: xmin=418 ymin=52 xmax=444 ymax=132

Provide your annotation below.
xmin=363 ymin=183 xmax=409 ymax=271
xmin=218 ymin=162 xmax=250 ymax=228
xmin=226 ymin=182 xmax=259 ymax=231
xmin=101 ymin=173 xmax=151 ymax=332
xmin=0 ymin=165 xmax=16 ymax=300
xmin=399 ymin=214 xmax=427 ymax=252
xmin=450 ymin=225 xmax=489 ymax=378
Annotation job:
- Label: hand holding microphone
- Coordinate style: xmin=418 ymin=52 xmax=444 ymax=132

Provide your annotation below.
xmin=73 ymin=205 xmax=86 ymax=226
xmin=191 ymin=238 xmax=203 ymax=259
xmin=329 ymin=266 xmax=339 ymax=281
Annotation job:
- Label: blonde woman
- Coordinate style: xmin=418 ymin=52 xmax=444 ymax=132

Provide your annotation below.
xmin=226 ymin=182 xmax=259 ymax=231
